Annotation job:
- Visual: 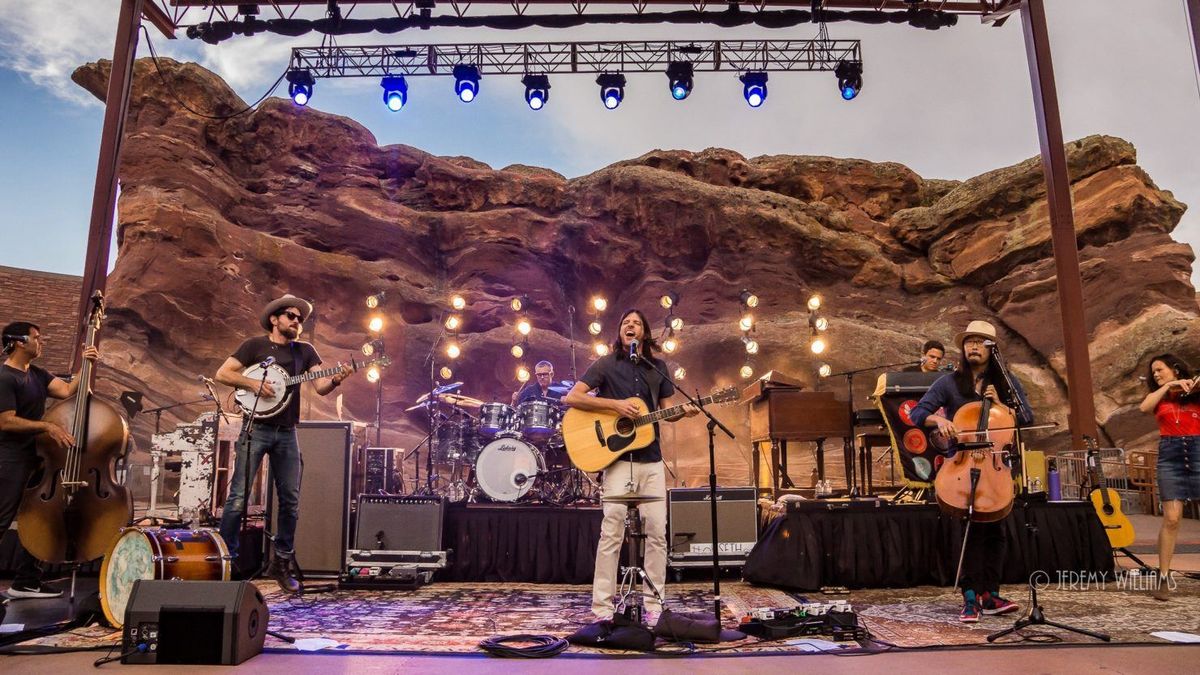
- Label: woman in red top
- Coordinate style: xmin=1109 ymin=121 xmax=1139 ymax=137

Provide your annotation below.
xmin=1139 ymin=353 xmax=1200 ymax=600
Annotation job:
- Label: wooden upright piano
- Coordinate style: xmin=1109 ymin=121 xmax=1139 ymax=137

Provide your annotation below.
xmin=744 ymin=371 xmax=852 ymax=497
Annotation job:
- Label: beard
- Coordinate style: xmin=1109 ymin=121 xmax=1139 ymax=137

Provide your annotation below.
xmin=280 ymin=325 xmax=300 ymax=340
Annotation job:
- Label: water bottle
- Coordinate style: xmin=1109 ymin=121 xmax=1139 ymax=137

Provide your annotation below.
xmin=1047 ymin=460 xmax=1061 ymax=501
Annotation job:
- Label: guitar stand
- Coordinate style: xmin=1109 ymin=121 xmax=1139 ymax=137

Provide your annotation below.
xmin=1114 ymin=547 xmax=1156 ymax=576
xmin=987 ymin=520 xmax=1110 ymax=643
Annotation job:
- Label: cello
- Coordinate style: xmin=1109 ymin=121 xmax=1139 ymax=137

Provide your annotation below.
xmin=932 ymin=399 xmax=1017 ymax=523
xmin=18 ymin=291 xmax=132 ymax=563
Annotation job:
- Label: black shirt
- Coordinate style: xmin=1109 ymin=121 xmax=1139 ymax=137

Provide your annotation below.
xmin=231 ymin=336 xmax=321 ymax=428
xmin=515 ymin=383 xmax=563 ymax=406
xmin=0 ymin=364 xmax=56 ymax=461
xmin=579 ymin=353 xmax=675 ymax=463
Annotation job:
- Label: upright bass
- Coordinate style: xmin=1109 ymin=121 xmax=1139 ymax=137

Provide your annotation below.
xmin=18 ymin=291 xmax=132 ymax=563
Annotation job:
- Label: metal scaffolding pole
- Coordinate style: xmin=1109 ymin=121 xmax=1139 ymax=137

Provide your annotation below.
xmin=1020 ymin=0 xmax=1099 ymax=447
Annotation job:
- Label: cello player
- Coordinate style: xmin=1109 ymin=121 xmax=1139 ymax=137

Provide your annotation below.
xmin=909 ymin=320 xmax=1033 ymax=623
xmin=0 ymin=322 xmax=98 ymax=599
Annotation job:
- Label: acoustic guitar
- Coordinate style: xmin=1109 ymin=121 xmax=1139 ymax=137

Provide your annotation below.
xmin=235 ymin=355 xmax=391 ymax=418
xmin=563 ymin=387 xmax=738 ymax=472
xmin=1085 ymin=437 xmax=1135 ymax=549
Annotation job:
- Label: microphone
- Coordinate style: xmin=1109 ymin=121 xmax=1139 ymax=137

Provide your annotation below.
xmin=259 ymin=356 xmax=276 ymax=368
xmin=940 ymin=362 xmax=956 ymax=372
xmin=196 ymin=374 xmax=215 ymax=384
xmin=629 ymin=339 xmax=640 ymax=363
xmin=983 ymin=339 xmax=997 ymax=349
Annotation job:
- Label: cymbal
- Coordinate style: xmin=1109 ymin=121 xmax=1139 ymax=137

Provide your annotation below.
xmin=404 ymin=400 xmax=437 ymax=412
xmin=437 ymin=393 xmax=483 ymax=408
xmin=547 ymin=385 xmax=572 ymax=395
xmin=601 ymin=492 xmax=664 ymax=505
xmin=433 ymin=381 xmax=463 ymax=395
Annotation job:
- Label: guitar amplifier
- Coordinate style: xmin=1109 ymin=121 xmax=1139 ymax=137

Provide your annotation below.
xmin=667 ymin=487 xmax=758 ymax=568
xmin=341 ymin=494 xmax=447 ymax=588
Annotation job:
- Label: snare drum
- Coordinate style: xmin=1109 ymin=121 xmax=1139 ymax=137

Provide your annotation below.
xmin=474 ymin=437 xmax=546 ymax=502
xmin=478 ymin=402 xmax=516 ymax=437
xmin=517 ymin=400 xmax=559 ymax=440
xmin=99 ymin=527 xmax=231 ymax=628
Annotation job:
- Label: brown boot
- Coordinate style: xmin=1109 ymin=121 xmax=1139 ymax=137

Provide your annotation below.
xmin=1152 ymin=572 xmax=1171 ymax=602
xmin=268 ymin=554 xmax=301 ymax=594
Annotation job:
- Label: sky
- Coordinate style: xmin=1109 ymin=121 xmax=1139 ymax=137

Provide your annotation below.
xmin=1 ymin=1 xmax=1198 ymax=282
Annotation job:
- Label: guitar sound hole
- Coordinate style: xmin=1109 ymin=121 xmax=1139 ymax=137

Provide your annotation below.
xmin=615 ymin=418 xmax=635 ymax=435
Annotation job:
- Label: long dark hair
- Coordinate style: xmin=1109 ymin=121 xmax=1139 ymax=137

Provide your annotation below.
xmin=951 ymin=348 xmax=1015 ymax=403
xmin=1146 ymin=353 xmax=1192 ymax=393
xmin=610 ymin=309 xmax=661 ymax=357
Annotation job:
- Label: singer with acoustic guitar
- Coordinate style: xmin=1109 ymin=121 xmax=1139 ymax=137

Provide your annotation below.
xmin=1139 ymin=353 xmax=1200 ymax=601
xmin=214 ymin=294 xmax=352 ymax=593
xmin=909 ymin=320 xmax=1032 ymax=623
xmin=563 ymin=308 xmax=698 ymax=622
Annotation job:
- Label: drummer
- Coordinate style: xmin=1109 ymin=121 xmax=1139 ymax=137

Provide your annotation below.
xmin=512 ymin=360 xmax=564 ymax=406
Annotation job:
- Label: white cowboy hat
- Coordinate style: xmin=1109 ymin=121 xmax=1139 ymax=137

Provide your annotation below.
xmin=954 ymin=320 xmax=998 ymax=349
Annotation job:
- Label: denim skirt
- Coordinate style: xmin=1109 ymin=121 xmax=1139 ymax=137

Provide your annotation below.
xmin=1158 ymin=435 xmax=1200 ymax=502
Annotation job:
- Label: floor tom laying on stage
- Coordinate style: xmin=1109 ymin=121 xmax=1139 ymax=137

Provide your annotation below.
xmin=478 ymin=402 xmax=517 ymax=437
xmin=474 ymin=437 xmax=546 ymax=502
xmin=99 ymin=527 xmax=231 ymax=628
xmin=517 ymin=400 xmax=559 ymax=440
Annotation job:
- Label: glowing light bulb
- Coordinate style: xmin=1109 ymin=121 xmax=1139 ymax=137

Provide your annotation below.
xmin=444 ymin=315 xmax=461 ymax=331
xmin=517 ymin=319 xmax=532 ymax=336
xmin=446 ymin=342 xmax=462 ymax=359
xmin=588 ymin=321 xmax=603 ymax=335
xmin=740 ymin=364 xmax=754 ymax=379
xmin=510 ymin=297 xmax=524 ymax=312
xmin=511 ymin=344 xmax=525 ymax=359
xmin=368 ymin=316 xmax=384 ymax=333
xmin=673 ymin=366 xmax=686 ymax=380
xmin=594 ymin=342 xmax=610 ymax=356
xmin=810 ymin=337 xmax=827 ymax=355
xmin=592 ymin=296 xmax=608 ymax=313
xmin=807 ymin=295 xmax=821 ymax=311
xmin=451 ymin=295 xmax=466 ymax=310
xmin=815 ymin=316 xmax=829 ymax=331
xmin=818 ymin=363 xmax=832 ymax=378
xmin=739 ymin=314 xmax=754 ymax=332
xmin=517 ymin=366 xmax=531 ymax=383
xmin=366 ymin=366 xmax=381 ymax=383
xmin=744 ymin=339 xmax=759 ymax=355
xmin=663 ymin=337 xmax=678 ymax=354
xmin=670 ymin=316 xmax=684 ymax=331
xmin=439 ymin=366 xmax=453 ymax=380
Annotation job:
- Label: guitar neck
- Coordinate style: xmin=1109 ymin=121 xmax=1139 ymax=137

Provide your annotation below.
xmin=633 ymin=395 xmax=714 ymax=427
xmin=283 ymin=361 xmax=355 ymax=386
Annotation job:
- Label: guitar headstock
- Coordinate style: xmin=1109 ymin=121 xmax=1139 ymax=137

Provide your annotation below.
xmin=709 ymin=386 xmax=740 ymax=405
xmin=88 ymin=290 xmax=106 ymax=329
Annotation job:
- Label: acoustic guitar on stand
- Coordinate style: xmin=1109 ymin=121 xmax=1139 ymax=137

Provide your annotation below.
xmin=563 ymin=387 xmax=738 ymax=472
xmin=1084 ymin=436 xmax=1135 ymax=549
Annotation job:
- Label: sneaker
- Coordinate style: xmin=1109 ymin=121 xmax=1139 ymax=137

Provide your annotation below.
xmin=979 ymin=591 xmax=1020 ymax=615
xmin=267 ymin=555 xmax=301 ymax=594
xmin=959 ymin=591 xmax=980 ymax=623
xmin=4 ymin=581 xmax=64 ymax=599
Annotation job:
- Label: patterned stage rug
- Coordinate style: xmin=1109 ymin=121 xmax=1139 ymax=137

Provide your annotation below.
xmin=13 ymin=577 xmax=1200 ymax=655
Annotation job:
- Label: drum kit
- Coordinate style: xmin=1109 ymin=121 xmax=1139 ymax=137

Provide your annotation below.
xmin=407 ymin=381 xmax=599 ymax=504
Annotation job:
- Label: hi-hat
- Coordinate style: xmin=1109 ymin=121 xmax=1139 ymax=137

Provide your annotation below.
xmin=601 ymin=492 xmax=663 ymax=505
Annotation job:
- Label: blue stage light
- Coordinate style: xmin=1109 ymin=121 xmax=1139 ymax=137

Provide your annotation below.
xmin=286 ymin=69 xmax=315 ymax=106
xmin=835 ymin=60 xmax=863 ymax=101
xmin=453 ymin=64 xmax=481 ymax=103
xmin=521 ymin=74 xmax=551 ymax=111
xmin=380 ymin=76 xmax=408 ymax=112
xmin=596 ymin=73 xmax=626 ymax=110
xmin=666 ymin=62 xmax=694 ymax=101
xmin=739 ymin=72 xmax=768 ymax=108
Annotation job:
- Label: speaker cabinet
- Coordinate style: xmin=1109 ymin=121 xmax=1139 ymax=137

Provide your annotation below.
xmin=268 ymin=421 xmax=353 ymax=576
xmin=667 ymin=487 xmax=759 ymax=567
xmin=121 ymin=580 xmax=267 ymax=665
xmin=353 ymin=494 xmax=445 ymax=552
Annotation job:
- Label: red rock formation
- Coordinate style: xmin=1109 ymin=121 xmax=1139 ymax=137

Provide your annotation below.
xmin=69 ymin=58 xmax=1195 ymax=490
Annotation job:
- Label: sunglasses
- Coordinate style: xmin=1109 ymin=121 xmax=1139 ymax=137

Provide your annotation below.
xmin=283 ymin=311 xmax=303 ymax=322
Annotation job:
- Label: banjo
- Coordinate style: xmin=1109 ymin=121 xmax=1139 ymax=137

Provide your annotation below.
xmin=235 ymin=355 xmax=391 ymax=419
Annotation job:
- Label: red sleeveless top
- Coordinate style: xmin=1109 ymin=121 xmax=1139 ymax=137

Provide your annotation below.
xmin=1155 ymin=394 xmax=1200 ymax=436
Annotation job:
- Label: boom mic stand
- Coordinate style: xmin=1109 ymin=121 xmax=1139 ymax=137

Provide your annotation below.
xmin=420 ymin=334 xmax=444 ymax=496
xmin=826 ymin=360 xmax=922 ymax=497
xmin=638 ymin=354 xmax=735 ymax=624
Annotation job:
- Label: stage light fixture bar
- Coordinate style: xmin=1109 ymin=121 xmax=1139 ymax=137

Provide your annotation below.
xmin=289 ymin=39 xmax=862 ymax=79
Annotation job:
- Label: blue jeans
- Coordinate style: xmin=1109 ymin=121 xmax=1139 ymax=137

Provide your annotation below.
xmin=219 ymin=424 xmax=303 ymax=560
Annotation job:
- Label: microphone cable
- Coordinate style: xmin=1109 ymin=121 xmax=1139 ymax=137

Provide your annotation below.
xmin=478 ymin=633 xmax=569 ymax=658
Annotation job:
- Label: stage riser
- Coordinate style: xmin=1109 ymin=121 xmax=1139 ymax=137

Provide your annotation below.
xmin=743 ymin=499 xmax=1115 ymax=591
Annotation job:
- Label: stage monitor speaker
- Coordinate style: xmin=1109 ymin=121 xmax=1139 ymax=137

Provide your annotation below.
xmin=121 ymin=580 xmax=267 ymax=665
xmin=354 ymin=494 xmax=445 ymax=552
xmin=268 ymin=421 xmax=353 ymax=576
xmin=667 ymin=487 xmax=759 ymax=567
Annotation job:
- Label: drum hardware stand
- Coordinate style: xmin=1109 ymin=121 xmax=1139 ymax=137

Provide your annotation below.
xmin=987 ymin=517 xmax=1111 ymax=643
xmin=615 ymin=501 xmax=664 ymax=625
xmin=639 ymin=355 xmax=735 ymax=623
xmin=567 ymin=304 xmax=578 ymax=382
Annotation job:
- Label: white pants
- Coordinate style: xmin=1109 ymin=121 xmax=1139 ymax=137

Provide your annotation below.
xmin=592 ymin=459 xmax=668 ymax=618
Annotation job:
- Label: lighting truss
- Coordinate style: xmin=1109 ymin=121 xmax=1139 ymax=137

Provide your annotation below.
xmin=289 ymin=39 xmax=862 ymax=79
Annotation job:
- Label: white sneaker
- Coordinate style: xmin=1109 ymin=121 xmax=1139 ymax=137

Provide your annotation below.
xmin=4 ymin=582 xmax=64 ymax=599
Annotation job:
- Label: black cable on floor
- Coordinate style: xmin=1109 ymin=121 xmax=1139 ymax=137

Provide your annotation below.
xmin=478 ymin=634 xmax=569 ymax=658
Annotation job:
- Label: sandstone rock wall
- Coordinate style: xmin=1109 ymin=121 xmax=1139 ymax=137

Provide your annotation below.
xmin=73 ymin=58 xmax=1197 ymax=491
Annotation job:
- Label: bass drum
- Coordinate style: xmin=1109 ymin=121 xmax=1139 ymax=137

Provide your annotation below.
xmin=474 ymin=437 xmax=546 ymax=502
xmin=99 ymin=527 xmax=231 ymax=628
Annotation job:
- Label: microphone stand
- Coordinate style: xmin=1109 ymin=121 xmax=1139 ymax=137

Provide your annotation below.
xmin=421 ymin=334 xmax=444 ymax=496
xmin=988 ymin=344 xmax=1030 ymax=491
xmin=239 ymin=365 xmax=271 ymax=579
xmin=567 ymin=305 xmax=578 ymax=381
xmin=637 ymin=353 xmax=734 ymax=623
xmin=826 ymin=360 xmax=921 ymax=497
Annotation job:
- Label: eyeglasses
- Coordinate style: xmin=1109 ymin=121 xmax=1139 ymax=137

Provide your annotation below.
xmin=535 ymin=372 xmax=553 ymax=378
xmin=963 ymin=338 xmax=986 ymax=347
xmin=283 ymin=311 xmax=303 ymax=322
